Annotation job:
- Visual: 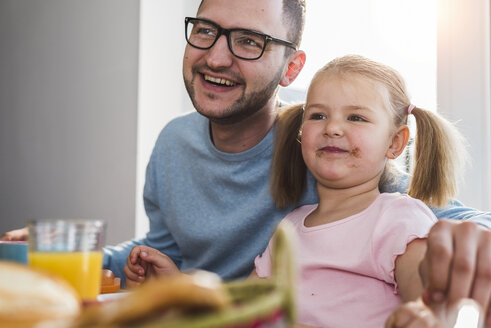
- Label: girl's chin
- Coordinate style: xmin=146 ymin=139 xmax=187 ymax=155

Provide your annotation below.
xmin=315 ymin=174 xmax=345 ymax=185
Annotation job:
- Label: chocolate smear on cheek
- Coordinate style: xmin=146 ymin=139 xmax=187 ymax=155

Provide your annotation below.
xmin=349 ymin=147 xmax=361 ymax=158
xmin=347 ymin=147 xmax=361 ymax=168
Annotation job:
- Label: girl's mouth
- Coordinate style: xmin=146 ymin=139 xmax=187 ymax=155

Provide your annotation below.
xmin=320 ymin=146 xmax=348 ymax=153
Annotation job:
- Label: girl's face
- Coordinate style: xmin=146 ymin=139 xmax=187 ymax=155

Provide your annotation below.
xmin=301 ymin=73 xmax=395 ymax=189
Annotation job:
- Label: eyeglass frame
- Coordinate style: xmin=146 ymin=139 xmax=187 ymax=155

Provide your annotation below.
xmin=184 ymin=17 xmax=299 ymax=61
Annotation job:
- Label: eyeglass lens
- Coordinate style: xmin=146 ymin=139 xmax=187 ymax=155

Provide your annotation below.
xmin=186 ymin=19 xmax=266 ymax=60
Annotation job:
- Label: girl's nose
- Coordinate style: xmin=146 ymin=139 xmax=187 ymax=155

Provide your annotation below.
xmin=204 ymin=35 xmax=234 ymax=69
xmin=323 ymin=118 xmax=344 ymax=137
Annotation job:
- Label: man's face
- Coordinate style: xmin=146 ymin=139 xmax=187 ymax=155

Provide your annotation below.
xmin=183 ymin=0 xmax=292 ymax=125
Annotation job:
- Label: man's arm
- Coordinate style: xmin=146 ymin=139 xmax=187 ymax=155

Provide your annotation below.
xmin=429 ymin=199 xmax=490 ymax=228
xmin=103 ymin=198 xmax=183 ymax=287
xmin=104 ymin=148 xmax=183 ymax=287
xmin=381 ymin=167 xmax=490 ymax=227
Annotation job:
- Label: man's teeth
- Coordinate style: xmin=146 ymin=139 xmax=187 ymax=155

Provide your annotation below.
xmin=204 ymin=75 xmax=236 ymax=86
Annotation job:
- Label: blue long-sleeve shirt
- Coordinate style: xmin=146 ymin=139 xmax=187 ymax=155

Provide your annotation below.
xmin=103 ymin=111 xmax=490 ymax=284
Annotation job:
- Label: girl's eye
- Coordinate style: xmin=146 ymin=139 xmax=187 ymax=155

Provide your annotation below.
xmin=348 ymin=114 xmax=366 ymax=122
xmin=308 ymin=113 xmax=326 ymax=120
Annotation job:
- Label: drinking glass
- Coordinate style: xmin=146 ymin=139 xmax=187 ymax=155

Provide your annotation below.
xmin=28 ymin=219 xmax=106 ymax=301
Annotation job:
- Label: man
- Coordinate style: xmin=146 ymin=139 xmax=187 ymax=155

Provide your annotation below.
xmin=2 ymin=0 xmax=490 ymax=323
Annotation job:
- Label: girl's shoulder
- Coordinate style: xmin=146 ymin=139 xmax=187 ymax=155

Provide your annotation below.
xmin=374 ymin=192 xmax=437 ymax=224
xmin=378 ymin=192 xmax=433 ymax=211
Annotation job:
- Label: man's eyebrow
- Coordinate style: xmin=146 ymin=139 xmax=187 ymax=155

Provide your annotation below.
xmin=194 ymin=16 xmax=262 ymax=33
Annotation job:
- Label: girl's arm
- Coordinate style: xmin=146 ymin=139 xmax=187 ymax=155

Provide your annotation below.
xmin=394 ymin=238 xmax=428 ymax=302
xmin=385 ymin=238 xmax=439 ymax=327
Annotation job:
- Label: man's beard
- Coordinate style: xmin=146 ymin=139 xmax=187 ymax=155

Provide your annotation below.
xmin=184 ymin=67 xmax=283 ymax=125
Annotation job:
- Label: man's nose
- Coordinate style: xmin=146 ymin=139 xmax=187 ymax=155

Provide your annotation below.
xmin=204 ymin=35 xmax=234 ymax=69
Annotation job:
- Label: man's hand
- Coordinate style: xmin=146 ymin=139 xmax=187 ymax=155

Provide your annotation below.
xmin=123 ymin=245 xmax=180 ymax=288
xmin=419 ymin=219 xmax=491 ymax=325
xmin=385 ymin=297 xmax=484 ymax=328
xmin=0 ymin=227 xmax=28 ymax=241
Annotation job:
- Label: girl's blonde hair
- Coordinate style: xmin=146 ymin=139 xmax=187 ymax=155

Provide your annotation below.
xmin=271 ymin=54 xmax=467 ymax=208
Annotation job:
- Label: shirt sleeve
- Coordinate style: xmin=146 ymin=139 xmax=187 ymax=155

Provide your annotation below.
xmin=254 ymin=237 xmax=274 ymax=278
xmin=103 ymin=135 xmax=183 ymax=286
xmin=103 ymin=239 xmax=142 ymax=284
xmin=380 ymin=168 xmax=490 ymax=228
xmin=371 ymin=196 xmax=437 ymax=291
xmin=429 ymin=200 xmax=491 ymax=228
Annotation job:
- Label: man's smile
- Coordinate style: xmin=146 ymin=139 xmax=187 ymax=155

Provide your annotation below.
xmin=203 ymin=74 xmax=237 ymax=87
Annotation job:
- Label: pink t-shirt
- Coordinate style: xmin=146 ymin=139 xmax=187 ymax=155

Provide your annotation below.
xmin=254 ymin=192 xmax=437 ymax=328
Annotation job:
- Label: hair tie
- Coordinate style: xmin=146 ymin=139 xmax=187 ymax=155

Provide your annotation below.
xmin=408 ymin=104 xmax=415 ymax=115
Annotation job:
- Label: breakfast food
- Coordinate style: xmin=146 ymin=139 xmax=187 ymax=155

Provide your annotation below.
xmin=100 ymin=269 xmax=121 ymax=294
xmin=0 ymin=261 xmax=81 ymax=328
xmin=75 ymin=270 xmax=230 ymax=327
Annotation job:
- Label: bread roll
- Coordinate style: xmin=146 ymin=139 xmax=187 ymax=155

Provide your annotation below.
xmin=0 ymin=261 xmax=81 ymax=328
xmin=75 ymin=270 xmax=230 ymax=327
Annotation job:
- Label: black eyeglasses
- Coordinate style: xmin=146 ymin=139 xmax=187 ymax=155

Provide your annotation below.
xmin=185 ymin=17 xmax=298 ymax=60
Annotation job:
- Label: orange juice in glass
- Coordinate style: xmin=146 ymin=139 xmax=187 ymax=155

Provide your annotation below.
xmin=28 ymin=219 xmax=106 ymax=301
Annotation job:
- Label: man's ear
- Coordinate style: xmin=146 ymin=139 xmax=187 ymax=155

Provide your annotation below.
xmin=386 ymin=125 xmax=410 ymax=159
xmin=280 ymin=51 xmax=306 ymax=87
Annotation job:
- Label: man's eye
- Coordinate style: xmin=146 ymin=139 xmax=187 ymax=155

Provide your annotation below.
xmin=308 ymin=113 xmax=326 ymax=120
xmin=235 ymin=36 xmax=264 ymax=50
xmin=196 ymin=27 xmax=216 ymax=37
xmin=348 ymin=114 xmax=366 ymax=122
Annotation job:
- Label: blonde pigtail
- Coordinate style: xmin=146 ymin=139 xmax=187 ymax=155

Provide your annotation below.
xmin=408 ymin=107 xmax=467 ymax=207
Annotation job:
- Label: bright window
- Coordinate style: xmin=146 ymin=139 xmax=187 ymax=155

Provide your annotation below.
xmin=284 ymin=0 xmax=437 ymax=111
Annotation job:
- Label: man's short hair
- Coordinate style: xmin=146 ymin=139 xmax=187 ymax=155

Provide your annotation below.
xmin=283 ymin=0 xmax=306 ymax=47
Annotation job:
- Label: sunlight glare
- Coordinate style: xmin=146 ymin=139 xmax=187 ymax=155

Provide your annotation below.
xmin=453 ymin=303 xmax=481 ymax=328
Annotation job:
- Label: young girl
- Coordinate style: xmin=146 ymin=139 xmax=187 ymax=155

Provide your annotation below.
xmin=252 ymin=54 xmax=467 ymax=327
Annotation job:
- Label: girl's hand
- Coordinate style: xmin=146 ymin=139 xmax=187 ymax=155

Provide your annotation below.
xmin=385 ymin=297 xmax=485 ymax=328
xmin=385 ymin=298 xmax=440 ymax=328
xmin=123 ymin=245 xmax=180 ymax=288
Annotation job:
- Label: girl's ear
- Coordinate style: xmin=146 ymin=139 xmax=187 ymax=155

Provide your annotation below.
xmin=387 ymin=125 xmax=410 ymax=159
xmin=280 ymin=51 xmax=306 ymax=87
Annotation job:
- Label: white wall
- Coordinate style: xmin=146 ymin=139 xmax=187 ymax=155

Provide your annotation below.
xmin=135 ymin=0 xmax=199 ymax=238
xmin=437 ymin=0 xmax=491 ymax=211
xmin=0 ymin=0 xmax=140 ymax=244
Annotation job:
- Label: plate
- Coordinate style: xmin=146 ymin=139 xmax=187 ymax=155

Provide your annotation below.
xmin=96 ymin=291 xmax=129 ymax=303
